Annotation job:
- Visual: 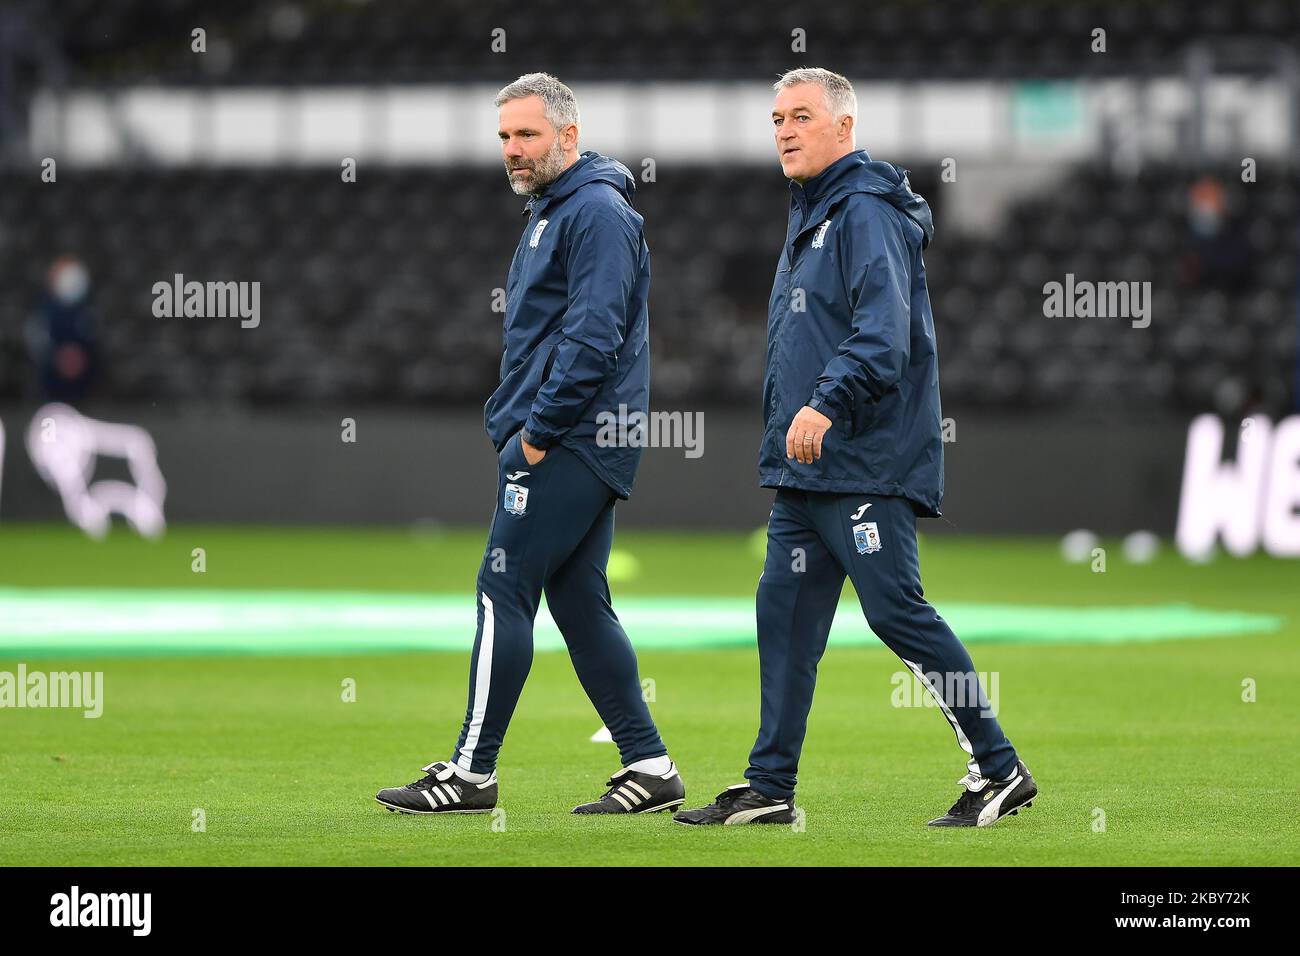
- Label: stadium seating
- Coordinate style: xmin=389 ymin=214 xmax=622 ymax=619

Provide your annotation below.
xmin=30 ymin=0 xmax=1300 ymax=86
xmin=1 ymin=161 xmax=1294 ymax=415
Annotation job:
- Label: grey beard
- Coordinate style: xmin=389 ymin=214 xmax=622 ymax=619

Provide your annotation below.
xmin=507 ymin=140 xmax=567 ymax=197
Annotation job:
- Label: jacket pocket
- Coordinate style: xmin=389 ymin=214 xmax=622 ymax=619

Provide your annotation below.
xmin=850 ymin=377 xmax=910 ymax=440
xmin=538 ymin=340 xmax=559 ymax=384
xmin=839 ymin=410 xmax=856 ymax=442
xmin=485 ymin=335 xmax=559 ymax=448
xmin=848 ymin=393 xmax=877 ymax=439
xmin=491 ymin=333 xmax=562 ymax=407
xmin=502 ymin=429 xmax=559 ymax=472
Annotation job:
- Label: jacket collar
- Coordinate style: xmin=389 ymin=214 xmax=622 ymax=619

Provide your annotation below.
xmin=523 ymin=150 xmax=598 ymax=216
xmin=789 ymin=148 xmax=872 ymax=225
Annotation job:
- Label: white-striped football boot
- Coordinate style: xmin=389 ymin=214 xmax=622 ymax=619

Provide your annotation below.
xmin=375 ymin=761 xmax=498 ymax=814
xmin=572 ymin=762 xmax=686 ymax=814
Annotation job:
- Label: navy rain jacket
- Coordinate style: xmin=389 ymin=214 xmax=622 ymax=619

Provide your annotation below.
xmin=484 ymin=150 xmax=650 ymax=499
xmin=760 ymin=149 xmax=944 ymax=516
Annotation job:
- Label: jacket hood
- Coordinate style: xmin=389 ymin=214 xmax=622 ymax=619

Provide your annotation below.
xmin=801 ymin=149 xmax=934 ymax=249
xmin=540 ymin=150 xmax=637 ymax=204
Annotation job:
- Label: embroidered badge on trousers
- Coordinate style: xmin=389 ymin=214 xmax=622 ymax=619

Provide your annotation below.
xmin=504 ymin=483 xmax=529 ymax=515
xmin=853 ymin=521 xmax=881 ymax=554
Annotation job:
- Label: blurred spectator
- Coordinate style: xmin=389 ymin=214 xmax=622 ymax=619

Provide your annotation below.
xmin=26 ymin=255 xmax=98 ymax=403
xmin=1182 ymin=175 xmax=1252 ymax=293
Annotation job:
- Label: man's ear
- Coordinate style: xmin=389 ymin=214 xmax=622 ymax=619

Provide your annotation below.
xmin=838 ymin=114 xmax=855 ymax=144
xmin=562 ymin=123 xmax=579 ymax=152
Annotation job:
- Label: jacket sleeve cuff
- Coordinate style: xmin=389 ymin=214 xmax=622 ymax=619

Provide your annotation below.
xmin=808 ymin=390 xmax=846 ymax=423
xmin=519 ymin=427 xmax=553 ymax=450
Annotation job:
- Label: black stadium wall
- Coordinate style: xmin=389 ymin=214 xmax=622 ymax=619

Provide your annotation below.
xmin=0 ymin=405 xmax=1187 ymax=535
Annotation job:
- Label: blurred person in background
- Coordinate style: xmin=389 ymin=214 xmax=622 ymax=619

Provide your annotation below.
xmin=1183 ymin=175 xmax=1252 ymax=293
xmin=26 ymin=255 xmax=98 ymax=403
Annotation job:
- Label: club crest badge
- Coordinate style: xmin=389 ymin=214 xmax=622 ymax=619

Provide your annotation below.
xmin=853 ymin=521 xmax=881 ymax=554
xmin=529 ymin=218 xmax=549 ymax=248
xmin=504 ymin=482 xmax=529 ymax=515
xmin=811 ymin=218 xmax=833 ymax=249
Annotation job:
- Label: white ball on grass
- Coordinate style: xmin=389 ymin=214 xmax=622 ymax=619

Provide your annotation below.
xmin=1122 ymin=531 xmax=1159 ymax=564
xmin=1060 ymin=529 xmax=1099 ymax=564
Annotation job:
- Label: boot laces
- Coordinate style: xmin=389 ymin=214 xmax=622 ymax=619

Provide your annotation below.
xmin=406 ymin=761 xmax=457 ymax=791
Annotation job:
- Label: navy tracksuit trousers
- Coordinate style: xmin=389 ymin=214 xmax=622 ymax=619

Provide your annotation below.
xmin=745 ymin=489 xmax=1018 ymax=800
xmin=451 ymin=432 xmax=666 ymax=774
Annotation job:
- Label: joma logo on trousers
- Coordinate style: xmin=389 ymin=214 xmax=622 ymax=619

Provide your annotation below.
xmin=152 ymin=273 xmax=260 ymax=328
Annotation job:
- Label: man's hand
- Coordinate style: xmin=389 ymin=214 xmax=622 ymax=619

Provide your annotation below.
xmin=785 ymin=406 xmax=832 ymax=464
xmin=521 ymin=438 xmax=547 ymax=466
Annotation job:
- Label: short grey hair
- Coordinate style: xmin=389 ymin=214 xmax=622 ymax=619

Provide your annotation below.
xmin=494 ymin=72 xmax=580 ymax=131
xmin=773 ymin=67 xmax=857 ymax=123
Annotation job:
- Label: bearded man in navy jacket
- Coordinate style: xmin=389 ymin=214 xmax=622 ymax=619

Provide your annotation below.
xmin=677 ymin=68 xmax=1037 ymax=828
xmin=377 ymin=74 xmax=684 ymax=818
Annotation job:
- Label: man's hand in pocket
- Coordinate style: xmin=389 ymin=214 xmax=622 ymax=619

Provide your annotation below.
xmin=521 ymin=439 xmax=547 ymax=466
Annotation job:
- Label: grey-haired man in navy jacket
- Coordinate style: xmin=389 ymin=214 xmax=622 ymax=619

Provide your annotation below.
xmin=677 ymin=68 xmax=1035 ymax=828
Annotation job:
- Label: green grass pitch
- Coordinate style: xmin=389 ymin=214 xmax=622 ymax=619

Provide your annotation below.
xmin=0 ymin=524 xmax=1296 ymax=866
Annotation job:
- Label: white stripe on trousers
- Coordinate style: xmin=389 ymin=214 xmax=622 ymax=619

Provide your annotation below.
xmin=457 ymin=592 xmax=495 ymax=771
xmin=901 ymin=657 xmax=981 ymax=776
